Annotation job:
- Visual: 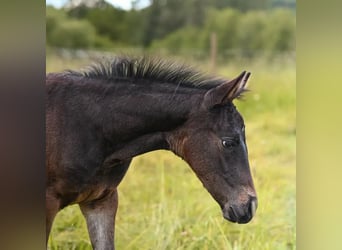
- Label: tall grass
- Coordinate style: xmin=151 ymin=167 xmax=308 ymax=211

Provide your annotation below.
xmin=47 ymin=52 xmax=296 ymax=250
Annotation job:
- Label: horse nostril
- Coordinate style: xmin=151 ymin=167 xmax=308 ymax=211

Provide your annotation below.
xmin=228 ymin=205 xmax=238 ymax=222
xmin=249 ymin=197 xmax=258 ymax=218
xmin=223 ymin=196 xmax=257 ymax=224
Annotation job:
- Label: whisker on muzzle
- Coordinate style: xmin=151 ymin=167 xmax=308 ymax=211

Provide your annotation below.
xmin=250 ymin=198 xmax=257 ymax=217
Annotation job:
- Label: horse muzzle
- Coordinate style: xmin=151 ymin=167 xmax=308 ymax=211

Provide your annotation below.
xmin=222 ymin=196 xmax=257 ymax=224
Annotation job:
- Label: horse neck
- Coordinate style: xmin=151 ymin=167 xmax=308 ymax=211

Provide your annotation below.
xmin=94 ymin=81 xmax=204 ymax=160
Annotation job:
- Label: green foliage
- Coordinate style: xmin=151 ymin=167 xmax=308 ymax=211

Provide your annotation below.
xmin=271 ymin=0 xmax=296 ymax=9
xmin=46 ymin=6 xmax=68 ymax=45
xmin=67 ymin=5 xmax=91 ymax=18
xmin=142 ymin=0 xmax=192 ymax=46
xmin=47 ymin=6 xmax=99 ymax=49
xmin=226 ymin=0 xmax=272 ymax=12
xmin=46 ymin=2 xmax=295 ymax=58
xmin=200 ymin=8 xmax=241 ymax=53
xmin=84 ymin=7 xmax=126 ymax=42
xmin=150 ymin=26 xmax=202 ymax=53
xmin=140 ymin=0 xmax=277 ymax=47
xmin=92 ymin=34 xmax=115 ymax=49
xmin=236 ymin=11 xmax=268 ymax=56
xmin=263 ymin=8 xmax=296 ymax=52
xmin=151 ymin=7 xmax=296 ymax=58
xmin=49 ymin=19 xmax=96 ymax=48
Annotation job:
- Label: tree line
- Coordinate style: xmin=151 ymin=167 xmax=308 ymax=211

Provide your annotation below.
xmin=46 ymin=0 xmax=295 ymax=58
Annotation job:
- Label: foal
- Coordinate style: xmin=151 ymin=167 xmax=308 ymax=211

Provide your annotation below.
xmin=46 ymin=56 xmax=257 ymax=249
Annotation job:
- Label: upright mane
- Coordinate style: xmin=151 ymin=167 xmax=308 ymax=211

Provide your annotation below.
xmin=65 ymin=55 xmax=227 ymax=89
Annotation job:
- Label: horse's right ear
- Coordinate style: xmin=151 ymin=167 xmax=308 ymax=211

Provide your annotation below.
xmin=202 ymin=71 xmax=250 ymax=109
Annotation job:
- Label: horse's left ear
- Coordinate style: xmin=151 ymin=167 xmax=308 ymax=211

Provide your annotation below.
xmin=203 ymin=71 xmax=250 ymax=108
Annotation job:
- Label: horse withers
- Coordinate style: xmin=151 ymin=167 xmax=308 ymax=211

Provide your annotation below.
xmin=46 ymin=56 xmax=257 ymax=249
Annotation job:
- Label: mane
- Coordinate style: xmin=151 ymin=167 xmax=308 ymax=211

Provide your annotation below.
xmin=64 ymin=55 xmax=227 ymax=89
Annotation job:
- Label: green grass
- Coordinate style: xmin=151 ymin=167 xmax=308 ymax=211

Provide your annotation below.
xmin=47 ymin=52 xmax=296 ymax=250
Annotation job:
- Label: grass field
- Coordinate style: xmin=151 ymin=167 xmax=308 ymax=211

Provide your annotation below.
xmin=47 ymin=51 xmax=296 ymax=250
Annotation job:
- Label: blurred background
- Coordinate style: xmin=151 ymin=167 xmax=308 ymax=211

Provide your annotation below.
xmin=46 ymin=0 xmax=295 ymax=68
xmin=46 ymin=0 xmax=296 ymax=249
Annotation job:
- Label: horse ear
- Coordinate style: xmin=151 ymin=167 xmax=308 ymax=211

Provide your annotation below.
xmin=203 ymin=71 xmax=250 ymax=108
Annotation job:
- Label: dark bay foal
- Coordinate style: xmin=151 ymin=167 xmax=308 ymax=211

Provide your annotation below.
xmin=46 ymin=56 xmax=257 ymax=249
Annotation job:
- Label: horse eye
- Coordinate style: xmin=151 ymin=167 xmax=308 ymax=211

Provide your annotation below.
xmin=222 ymin=140 xmax=231 ymax=148
xmin=222 ymin=139 xmax=233 ymax=148
xmin=222 ymin=137 xmax=239 ymax=148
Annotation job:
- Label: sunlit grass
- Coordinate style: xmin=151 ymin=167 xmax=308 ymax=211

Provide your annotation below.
xmin=47 ymin=51 xmax=295 ymax=250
